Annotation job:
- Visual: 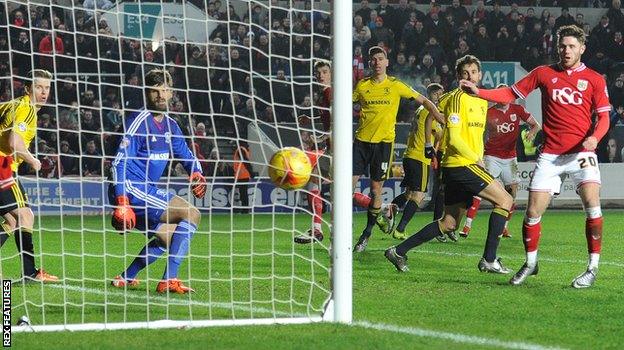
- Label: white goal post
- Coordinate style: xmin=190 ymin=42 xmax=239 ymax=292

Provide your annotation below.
xmin=3 ymin=0 xmax=352 ymax=332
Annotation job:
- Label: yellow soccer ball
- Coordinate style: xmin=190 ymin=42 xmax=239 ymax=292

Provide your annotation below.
xmin=268 ymin=147 xmax=312 ymax=190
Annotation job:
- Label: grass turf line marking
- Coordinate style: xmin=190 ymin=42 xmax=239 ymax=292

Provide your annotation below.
xmin=354 ymin=321 xmax=567 ymax=350
xmin=42 ymin=284 xmax=565 ymax=349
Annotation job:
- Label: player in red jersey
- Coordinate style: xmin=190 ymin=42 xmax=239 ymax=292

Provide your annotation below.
xmin=460 ymin=25 xmax=610 ymax=288
xmin=461 ymin=84 xmax=541 ymax=239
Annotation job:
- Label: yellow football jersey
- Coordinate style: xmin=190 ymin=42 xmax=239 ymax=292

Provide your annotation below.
xmin=403 ymin=106 xmax=443 ymax=164
xmin=0 ymin=95 xmax=37 ymax=171
xmin=353 ymin=76 xmax=421 ymax=143
xmin=438 ymin=88 xmax=488 ymax=167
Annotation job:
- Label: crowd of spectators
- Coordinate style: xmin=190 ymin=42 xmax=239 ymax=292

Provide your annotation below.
xmin=0 ymin=0 xmax=624 ymax=179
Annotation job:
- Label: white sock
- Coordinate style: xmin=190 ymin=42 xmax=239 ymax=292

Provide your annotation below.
xmin=314 ymin=223 xmax=322 ymax=231
xmin=464 ymin=218 xmax=473 ymax=228
xmin=526 ymin=251 xmax=538 ymax=267
xmin=588 ymin=253 xmax=600 ymax=270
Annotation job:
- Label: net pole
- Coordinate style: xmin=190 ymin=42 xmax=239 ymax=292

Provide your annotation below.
xmin=331 ymin=0 xmax=353 ymax=324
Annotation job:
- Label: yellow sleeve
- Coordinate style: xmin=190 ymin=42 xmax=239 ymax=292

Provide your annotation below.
xmin=11 ymin=103 xmax=34 ymax=140
xmin=448 ymin=127 xmax=480 ymax=163
xmin=352 ymin=82 xmax=362 ymax=102
xmin=397 ymin=81 xmax=421 ymax=100
xmin=443 ymin=91 xmax=462 ymax=124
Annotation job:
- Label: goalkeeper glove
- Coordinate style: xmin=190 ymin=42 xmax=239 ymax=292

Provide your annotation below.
xmin=190 ymin=171 xmax=207 ymax=198
xmin=111 ymin=195 xmax=136 ymax=232
xmin=424 ymin=143 xmax=435 ymax=159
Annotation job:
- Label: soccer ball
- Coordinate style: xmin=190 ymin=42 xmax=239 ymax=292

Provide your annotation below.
xmin=268 ymin=147 xmax=312 ymax=190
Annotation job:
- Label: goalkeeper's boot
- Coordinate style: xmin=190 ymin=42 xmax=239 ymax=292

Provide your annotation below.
xmin=33 ymin=269 xmax=59 ymax=283
xmin=446 ymin=231 xmax=458 ymax=242
xmin=294 ymin=229 xmax=324 ymax=244
xmin=384 ymin=246 xmax=409 ymax=272
xmin=478 ymin=257 xmax=511 ymax=274
xmin=354 ymin=236 xmax=369 ymax=253
xmin=571 ymin=267 xmax=597 ymax=289
xmin=156 ymin=278 xmax=195 ymax=294
xmin=111 ymin=275 xmax=139 ymax=288
xmin=509 ymin=262 xmax=539 ymax=286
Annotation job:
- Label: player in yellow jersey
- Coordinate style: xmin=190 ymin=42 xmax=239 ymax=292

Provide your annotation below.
xmin=352 ymin=46 xmax=444 ymax=253
xmin=387 ymin=83 xmax=448 ymax=241
xmin=0 ymin=69 xmax=58 ymax=282
xmin=384 ymin=55 xmax=513 ymax=274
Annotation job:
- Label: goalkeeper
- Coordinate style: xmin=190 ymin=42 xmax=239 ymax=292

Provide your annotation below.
xmin=109 ymin=69 xmax=207 ymax=294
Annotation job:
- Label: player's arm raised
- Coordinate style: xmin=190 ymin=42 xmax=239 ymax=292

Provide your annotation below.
xmin=171 ymin=122 xmax=206 ymax=198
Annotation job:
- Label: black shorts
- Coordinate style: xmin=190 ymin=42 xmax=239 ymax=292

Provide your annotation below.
xmin=353 ymin=140 xmax=393 ymax=181
xmin=441 ymin=164 xmax=494 ymax=206
xmin=0 ymin=180 xmax=28 ymax=216
xmin=401 ymin=158 xmax=429 ymax=192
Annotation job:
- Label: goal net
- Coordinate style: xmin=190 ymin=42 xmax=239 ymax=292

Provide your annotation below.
xmin=1 ymin=0 xmax=352 ymax=332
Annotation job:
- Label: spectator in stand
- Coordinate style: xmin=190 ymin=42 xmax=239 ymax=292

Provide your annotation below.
xmin=82 ymin=140 xmax=102 ymax=176
xmin=606 ymin=138 xmax=622 ymax=163
xmin=59 ymin=140 xmax=79 ymax=176
xmin=607 ymin=0 xmax=624 ymax=31
xmin=415 ymin=54 xmax=436 ymax=81
xmin=608 ymin=31 xmax=624 ymax=61
xmin=555 ymin=7 xmax=576 ymax=31
xmin=370 ymin=16 xmax=394 ymax=50
xmin=473 ymin=24 xmax=493 ymax=60
xmin=353 ymin=45 xmax=365 ymax=84
xmin=353 ymin=15 xmax=371 ymax=47
xmin=591 ymin=15 xmax=614 ymax=51
xmin=609 ymin=77 xmax=624 ymax=106
xmin=355 ymin=0 xmax=372 ymax=23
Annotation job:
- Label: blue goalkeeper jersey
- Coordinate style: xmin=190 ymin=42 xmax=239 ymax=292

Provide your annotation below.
xmin=111 ymin=109 xmax=202 ymax=198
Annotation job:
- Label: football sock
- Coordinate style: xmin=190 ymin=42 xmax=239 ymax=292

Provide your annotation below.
xmin=585 ymin=217 xmax=602 ymax=270
xmin=396 ymin=199 xmax=418 ymax=233
xmin=392 ymin=192 xmax=408 ymax=209
xmin=15 ymin=228 xmax=36 ymax=277
xmin=352 ymin=192 xmax=371 ymax=209
xmin=483 ymin=208 xmax=508 ymax=262
xmin=123 ymin=239 xmax=166 ymax=280
xmin=360 ymin=206 xmax=381 ymax=240
xmin=433 ymin=186 xmax=444 ymax=221
xmin=395 ymin=221 xmax=442 ymax=256
xmin=163 ymin=220 xmax=198 ymax=280
xmin=523 ymin=217 xmax=542 ymax=266
xmin=463 ymin=196 xmax=482 ymax=229
xmin=308 ymin=189 xmax=323 ymax=229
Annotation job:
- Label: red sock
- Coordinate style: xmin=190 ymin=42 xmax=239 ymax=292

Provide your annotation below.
xmin=466 ymin=196 xmax=482 ymax=220
xmin=308 ymin=190 xmax=323 ymax=226
xmin=585 ymin=217 xmax=603 ymax=254
xmin=353 ymin=192 xmax=371 ymax=209
xmin=522 ymin=221 xmax=541 ymax=252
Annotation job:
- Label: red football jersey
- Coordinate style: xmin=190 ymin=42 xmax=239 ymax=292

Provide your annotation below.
xmin=485 ymin=104 xmax=533 ymax=159
xmin=0 ymin=155 xmax=14 ymax=191
xmin=319 ymin=86 xmax=332 ymax=132
xmin=511 ymin=63 xmax=611 ymax=154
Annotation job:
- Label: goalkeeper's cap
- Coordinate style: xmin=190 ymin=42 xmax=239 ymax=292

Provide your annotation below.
xmin=368 ymin=46 xmax=387 ymax=58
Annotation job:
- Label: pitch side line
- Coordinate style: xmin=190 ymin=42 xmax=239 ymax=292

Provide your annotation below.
xmin=40 ymin=284 xmax=564 ymax=349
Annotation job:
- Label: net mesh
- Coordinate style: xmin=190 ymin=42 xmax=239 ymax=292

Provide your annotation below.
xmin=0 ymin=0 xmax=334 ymax=330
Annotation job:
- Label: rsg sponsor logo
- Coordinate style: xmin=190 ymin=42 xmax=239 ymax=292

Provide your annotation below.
xmin=496 ymin=122 xmax=516 ymax=133
xmin=552 ymin=88 xmax=583 ymax=105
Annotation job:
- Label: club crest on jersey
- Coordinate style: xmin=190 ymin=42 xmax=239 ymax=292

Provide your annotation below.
xmin=17 ymin=122 xmax=27 ymax=132
xmin=119 ymin=137 xmax=130 ymax=149
xmin=164 ymin=132 xmax=171 ymax=143
xmin=449 ymin=114 xmax=460 ymax=125
xmin=577 ymin=79 xmax=588 ymax=91
xmin=510 ymin=114 xmax=517 ymax=122
xmin=551 ymin=78 xmax=558 ymax=83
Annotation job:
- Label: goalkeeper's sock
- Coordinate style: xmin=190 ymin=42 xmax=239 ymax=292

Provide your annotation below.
xmin=352 ymin=192 xmax=371 ymax=209
xmin=15 ymin=228 xmax=36 ymax=277
xmin=123 ymin=239 xmax=166 ymax=281
xmin=395 ymin=221 xmax=442 ymax=256
xmin=483 ymin=208 xmax=509 ymax=262
xmin=163 ymin=220 xmax=197 ymax=280
xmin=396 ymin=199 xmax=418 ymax=233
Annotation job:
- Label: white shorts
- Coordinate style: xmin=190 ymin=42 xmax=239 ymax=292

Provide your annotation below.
xmin=484 ymin=155 xmax=519 ymax=186
xmin=529 ymin=152 xmax=601 ymax=194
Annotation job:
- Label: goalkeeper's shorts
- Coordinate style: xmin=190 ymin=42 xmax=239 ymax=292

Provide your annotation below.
xmin=0 ymin=179 xmax=28 ymax=216
xmin=108 ymin=182 xmax=174 ymax=232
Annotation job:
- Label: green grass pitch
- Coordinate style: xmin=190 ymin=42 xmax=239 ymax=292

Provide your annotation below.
xmin=7 ymin=210 xmax=624 ymax=349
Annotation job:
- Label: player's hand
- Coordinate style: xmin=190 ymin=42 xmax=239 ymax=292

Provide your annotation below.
xmin=431 ymin=155 xmax=439 ymax=170
xmin=582 ymin=136 xmax=598 ymax=151
xmin=190 ymin=171 xmax=207 ymax=198
xmin=424 ymin=143 xmax=435 ymax=159
xmin=112 ymin=196 xmax=136 ymax=232
xmin=526 ymin=129 xmax=538 ymax=142
xmin=459 ymin=79 xmax=479 ymax=95
xmin=298 ymin=115 xmax=311 ymax=125
xmin=30 ymin=158 xmax=42 ymax=171
xmin=431 ymin=110 xmax=446 ymax=125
